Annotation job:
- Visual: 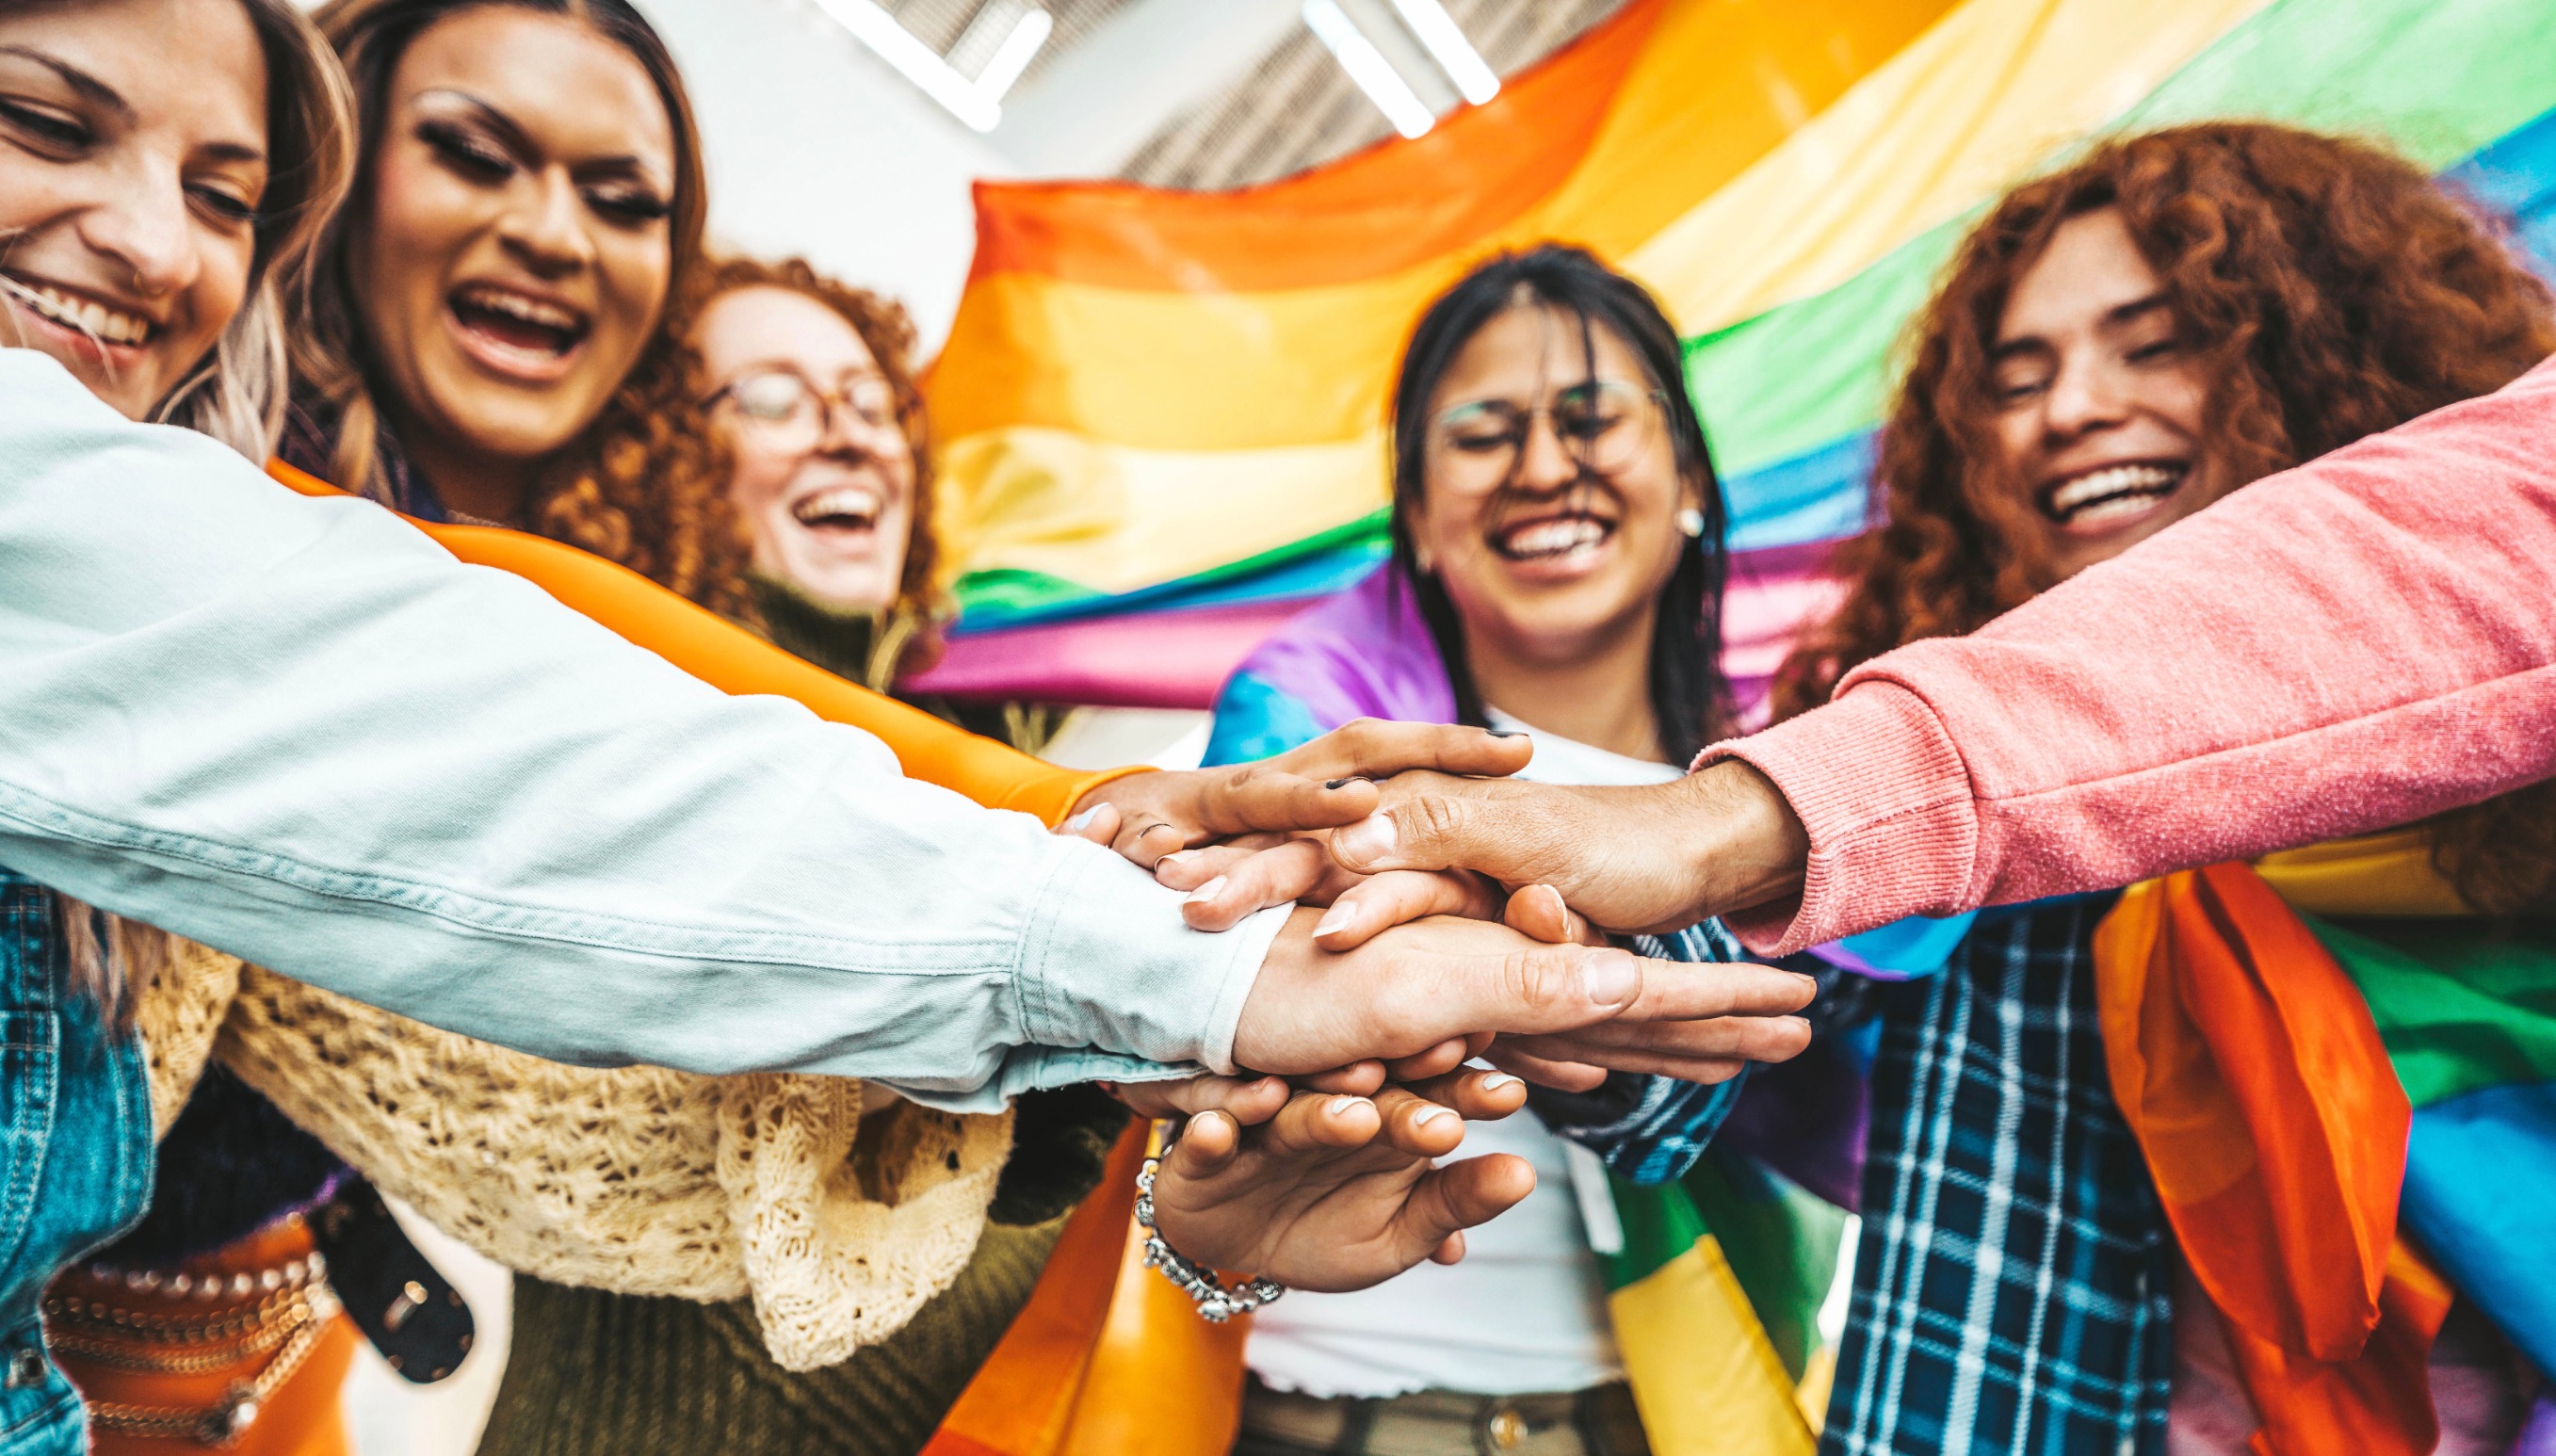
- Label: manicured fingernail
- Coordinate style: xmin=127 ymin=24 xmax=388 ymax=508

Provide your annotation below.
xmin=1580 ymin=948 xmax=1640 ymax=1005
xmin=1413 ymin=1105 xmax=1457 ymax=1127
xmin=1329 ymin=1095 xmax=1367 ymax=1117
xmin=1325 ymin=776 xmax=1367 ymax=790
xmin=1158 ymin=850 xmax=1195 ymax=870
xmin=1332 ymin=814 xmax=1397 ymax=863
xmin=1480 ymin=1073 xmax=1522 ymax=1092
xmin=1185 ymin=877 xmax=1227 ymax=904
xmin=1313 ymin=904 xmax=1354 ymax=939
xmin=1062 ymin=807 xmax=1101 ymax=832
xmin=1485 ymin=728 xmax=1527 ymax=737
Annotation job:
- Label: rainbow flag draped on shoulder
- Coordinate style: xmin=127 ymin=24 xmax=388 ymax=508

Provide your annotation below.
xmin=913 ymin=0 xmax=2556 ymax=711
xmin=2097 ymin=842 xmax=2556 ymax=1454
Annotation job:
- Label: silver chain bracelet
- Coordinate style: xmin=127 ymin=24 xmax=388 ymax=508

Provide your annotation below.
xmin=1134 ymin=1155 xmax=1286 ymax=1322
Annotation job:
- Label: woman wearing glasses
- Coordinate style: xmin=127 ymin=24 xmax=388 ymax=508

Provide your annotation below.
xmin=1188 ymin=245 xmax=1781 ymax=1456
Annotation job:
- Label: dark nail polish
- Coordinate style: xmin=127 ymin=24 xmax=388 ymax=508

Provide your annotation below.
xmin=1485 ymin=729 xmax=1527 ymax=737
xmin=1325 ymin=777 xmax=1368 ymax=789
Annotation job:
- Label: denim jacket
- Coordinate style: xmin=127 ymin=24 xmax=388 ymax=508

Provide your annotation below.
xmin=0 ymin=349 xmax=1279 ymax=1113
xmin=0 ymin=871 xmax=153 ymax=1455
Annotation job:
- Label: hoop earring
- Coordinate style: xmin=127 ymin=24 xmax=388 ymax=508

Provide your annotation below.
xmin=1674 ymin=507 xmax=1706 ymax=539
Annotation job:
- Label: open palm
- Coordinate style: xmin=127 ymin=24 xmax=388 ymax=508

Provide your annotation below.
xmin=1146 ymin=1071 xmax=1535 ymax=1293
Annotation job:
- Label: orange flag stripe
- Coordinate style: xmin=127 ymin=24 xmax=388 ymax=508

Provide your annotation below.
xmin=2095 ymin=864 xmax=2441 ymax=1455
xmin=962 ymin=0 xmax=1658 ymax=292
xmin=922 ymin=1128 xmax=1149 ymax=1456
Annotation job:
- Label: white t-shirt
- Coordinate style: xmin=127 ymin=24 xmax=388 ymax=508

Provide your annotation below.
xmin=1245 ymin=710 xmax=1683 ymax=1399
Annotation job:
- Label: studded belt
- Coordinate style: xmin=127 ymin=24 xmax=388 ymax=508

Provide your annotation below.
xmin=43 ymin=1218 xmax=347 ymax=1449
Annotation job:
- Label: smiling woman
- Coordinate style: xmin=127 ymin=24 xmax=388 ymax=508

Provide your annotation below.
xmin=1767 ymin=121 xmax=2556 ymax=1456
xmin=52 ymin=1 xmax=735 ymax=1448
xmin=1187 ymin=246 xmax=1757 ymax=1456
xmin=280 ymin=0 xmax=748 ymax=613
xmin=0 ymin=0 xmax=346 ymax=454
xmin=0 ymin=4 xmax=359 ymax=1451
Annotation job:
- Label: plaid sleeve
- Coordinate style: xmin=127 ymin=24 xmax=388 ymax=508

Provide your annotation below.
xmin=1527 ymin=919 xmax=1753 ymax=1187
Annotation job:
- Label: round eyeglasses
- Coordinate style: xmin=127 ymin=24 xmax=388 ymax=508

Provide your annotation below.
xmin=1426 ymin=380 xmax=1668 ymax=493
xmin=706 ymin=366 xmax=906 ymax=454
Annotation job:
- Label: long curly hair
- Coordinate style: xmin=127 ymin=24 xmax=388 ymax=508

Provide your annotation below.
xmin=1771 ymin=121 xmax=2556 ymax=910
xmin=289 ymin=0 xmax=752 ymax=619
xmin=580 ymin=253 xmax=940 ymax=664
xmin=677 ymin=253 xmax=942 ymax=617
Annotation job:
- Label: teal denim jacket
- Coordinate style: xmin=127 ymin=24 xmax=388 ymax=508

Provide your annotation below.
xmin=0 ymin=869 xmax=153 ymax=1454
xmin=0 ymin=349 xmax=1270 ymax=1113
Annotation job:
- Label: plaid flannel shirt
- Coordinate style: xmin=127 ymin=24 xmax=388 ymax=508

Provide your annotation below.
xmin=1532 ymin=920 xmax=1750 ymax=1185
xmin=1822 ymin=895 xmax=2176 ymax=1456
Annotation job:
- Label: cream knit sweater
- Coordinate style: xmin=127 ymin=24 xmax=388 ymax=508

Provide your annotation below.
xmin=134 ymin=938 xmax=1011 ymax=1372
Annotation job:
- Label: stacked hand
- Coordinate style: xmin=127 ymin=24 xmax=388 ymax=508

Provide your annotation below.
xmin=1049 ymin=720 xmax=1821 ymax=1300
xmin=1110 ymin=1068 xmax=1533 ymax=1287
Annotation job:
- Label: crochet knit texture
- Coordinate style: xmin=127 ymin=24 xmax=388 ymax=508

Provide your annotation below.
xmin=140 ymin=943 xmax=1011 ymax=1372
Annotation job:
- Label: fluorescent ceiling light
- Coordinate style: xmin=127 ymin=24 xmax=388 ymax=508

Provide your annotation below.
xmin=974 ymin=8 xmax=1053 ymax=102
xmin=1387 ymin=0 xmax=1496 ymax=105
xmin=1303 ymin=0 xmax=1434 ymax=139
xmin=806 ymin=0 xmax=1054 ymax=133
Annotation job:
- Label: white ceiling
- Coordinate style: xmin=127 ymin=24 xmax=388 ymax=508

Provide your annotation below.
xmin=330 ymin=0 xmax=1626 ymax=348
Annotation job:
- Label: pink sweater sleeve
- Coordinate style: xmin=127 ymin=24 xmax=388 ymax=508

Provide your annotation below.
xmin=1714 ymin=352 xmax=2556 ymax=955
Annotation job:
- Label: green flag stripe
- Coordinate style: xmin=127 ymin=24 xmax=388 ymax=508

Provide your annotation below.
xmin=2305 ymin=915 xmax=2556 ymax=1109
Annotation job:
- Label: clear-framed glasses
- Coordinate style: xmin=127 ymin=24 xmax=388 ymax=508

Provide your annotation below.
xmin=706 ymin=366 xmax=906 ymax=454
xmin=1426 ymin=379 xmax=1668 ymax=493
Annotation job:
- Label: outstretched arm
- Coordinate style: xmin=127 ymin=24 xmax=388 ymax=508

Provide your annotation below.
xmin=1326 ymin=355 xmax=2556 ymax=949
xmin=0 ymin=353 xmax=1811 ymax=1109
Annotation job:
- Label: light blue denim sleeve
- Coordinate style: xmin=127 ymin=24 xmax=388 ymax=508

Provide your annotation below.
xmin=0 ymin=350 xmax=1279 ymax=1112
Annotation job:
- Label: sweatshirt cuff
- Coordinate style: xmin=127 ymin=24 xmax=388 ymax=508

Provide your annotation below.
xmin=1015 ymin=841 xmax=1285 ymax=1073
xmin=1701 ymin=682 xmax=1979 ymax=955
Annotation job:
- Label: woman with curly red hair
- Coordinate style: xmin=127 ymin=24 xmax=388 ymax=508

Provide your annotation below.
xmin=1774 ymin=122 xmax=2554 ymax=1455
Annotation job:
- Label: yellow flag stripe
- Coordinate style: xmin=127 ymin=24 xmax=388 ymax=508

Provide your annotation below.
xmin=1607 ymin=1239 xmax=1818 ymax=1456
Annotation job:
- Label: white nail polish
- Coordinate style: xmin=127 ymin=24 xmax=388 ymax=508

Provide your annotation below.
xmin=1480 ymin=1073 xmax=1522 ymax=1092
xmin=1184 ymin=876 xmax=1227 ymax=904
xmin=1062 ymin=807 xmax=1101 ymax=833
xmin=1414 ymin=1105 xmax=1456 ymax=1126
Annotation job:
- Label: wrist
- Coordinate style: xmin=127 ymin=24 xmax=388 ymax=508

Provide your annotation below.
xmin=1063 ymin=765 xmax=1157 ymax=825
xmin=1672 ymin=761 xmax=1809 ymax=919
xmin=1138 ymin=1154 xmax=1286 ymax=1322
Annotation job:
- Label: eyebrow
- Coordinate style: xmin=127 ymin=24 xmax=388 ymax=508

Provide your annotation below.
xmin=417 ymin=88 xmax=670 ymax=186
xmin=1438 ymin=375 xmax=1642 ymax=411
xmin=0 ymin=43 xmax=134 ymax=121
xmin=1990 ymin=291 xmax=2174 ymax=361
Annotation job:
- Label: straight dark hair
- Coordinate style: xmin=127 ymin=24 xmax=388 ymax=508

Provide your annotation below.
xmin=1388 ymin=244 xmax=1731 ymax=765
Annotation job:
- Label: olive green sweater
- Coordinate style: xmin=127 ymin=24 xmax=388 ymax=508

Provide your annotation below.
xmin=476 ymin=1083 xmax=1127 ymax=1456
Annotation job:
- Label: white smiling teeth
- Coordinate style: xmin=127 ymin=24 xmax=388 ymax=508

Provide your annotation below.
xmin=1501 ymin=518 xmax=1608 ymax=558
xmin=1 ymin=276 xmax=152 ymax=345
xmin=454 ymin=285 xmax=584 ymax=332
xmin=792 ymin=486 xmax=882 ymax=526
xmin=2047 ymin=463 xmax=2182 ymax=516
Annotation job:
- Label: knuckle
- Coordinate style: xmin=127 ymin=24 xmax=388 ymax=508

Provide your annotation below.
xmin=1399 ymin=794 xmax=1465 ymax=849
xmin=1500 ymin=946 xmax=1570 ymax=1009
xmin=1338 ymin=717 xmax=1384 ymax=755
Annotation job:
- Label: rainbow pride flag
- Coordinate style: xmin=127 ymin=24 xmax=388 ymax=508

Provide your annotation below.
xmin=911 ymin=0 xmax=2556 ymax=709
